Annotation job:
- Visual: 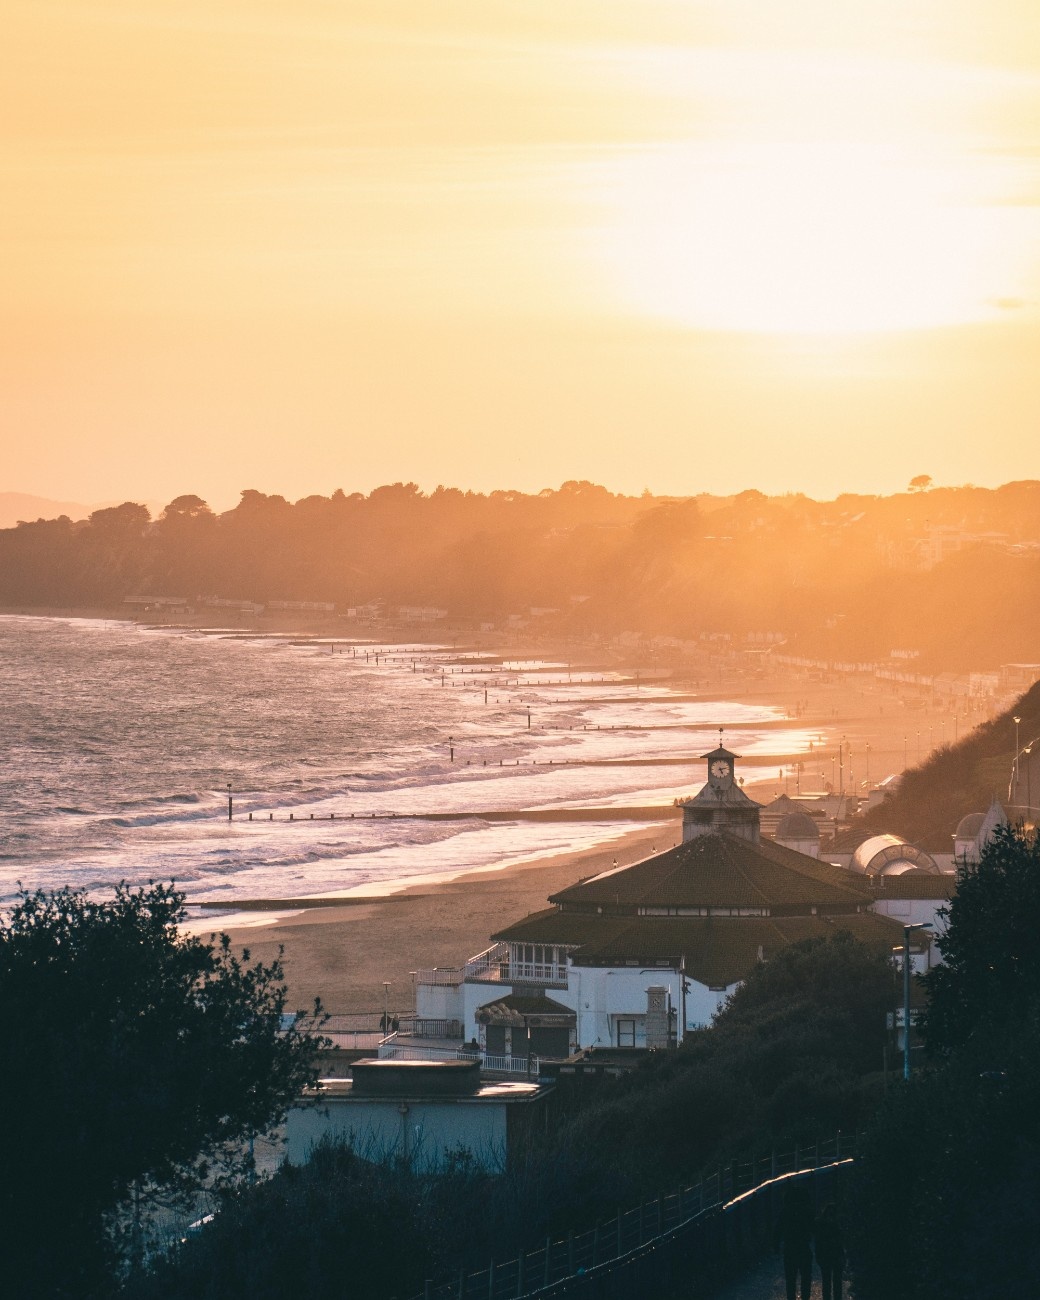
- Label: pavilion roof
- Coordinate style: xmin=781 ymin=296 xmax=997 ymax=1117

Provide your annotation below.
xmin=547 ymin=831 xmax=871 ymax=912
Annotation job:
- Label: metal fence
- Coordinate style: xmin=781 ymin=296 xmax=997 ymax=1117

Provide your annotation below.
xmin=399 ymin=1135 xmax=855 ymax=1300
xmin=377 ymin=1039 xmax=536 ymax=1077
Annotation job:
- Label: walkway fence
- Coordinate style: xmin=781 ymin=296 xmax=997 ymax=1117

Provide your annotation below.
xmin=399 ymin=1135 xmax=855 ymax=1300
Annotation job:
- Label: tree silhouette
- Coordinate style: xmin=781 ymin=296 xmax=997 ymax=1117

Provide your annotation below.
xmin=0 ymin=882 xmax=323 ymax=1296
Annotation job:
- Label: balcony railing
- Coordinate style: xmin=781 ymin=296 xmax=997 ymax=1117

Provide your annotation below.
xmin=460 ymin=943 xmax=568 ymax=988
xmin=413 ymin=967 xmax=464 ymax=988
xmin=463 ymin=942 xmax=509 ymax=980
xmin=507 ymin=961 xmax=569 ymax=986
xmin=415 ymin=945 xmax=569 ymax=989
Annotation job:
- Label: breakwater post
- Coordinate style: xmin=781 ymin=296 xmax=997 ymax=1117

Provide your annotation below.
xmin=227 ymin=782 xmax=233 ymax=821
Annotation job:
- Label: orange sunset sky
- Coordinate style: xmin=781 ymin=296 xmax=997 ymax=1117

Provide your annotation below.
xmin=5 ymin=1 xmax=1040 ymax=508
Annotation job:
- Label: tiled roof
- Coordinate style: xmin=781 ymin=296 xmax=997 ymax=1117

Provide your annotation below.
xmin=547 ymin=831 xmax=871 ymax=912
xmin=499 ymin=993 xmax=570 ymax=1013
xmin=874 ymin=872 xmax=956 ymax=900
xmin=492 ymin=908 xmax=630 ymax=946
xmin=495 ymin=910 xmax=906 ymax=989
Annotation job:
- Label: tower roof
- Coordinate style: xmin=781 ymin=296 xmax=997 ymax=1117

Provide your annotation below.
xmin=775 ymin=811 xmax=821 ymax=841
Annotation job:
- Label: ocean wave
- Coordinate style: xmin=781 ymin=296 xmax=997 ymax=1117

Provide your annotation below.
xmin=2 ymin=614 xmax=801 ymax=907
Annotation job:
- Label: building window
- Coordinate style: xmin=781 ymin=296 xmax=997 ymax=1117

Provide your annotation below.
xmin=617 ymin=1019 xmax=636 ymax=1047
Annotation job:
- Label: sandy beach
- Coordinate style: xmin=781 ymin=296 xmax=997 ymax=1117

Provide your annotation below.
xmin=219 ymin=667 xmax=978 ymax=1014
xmin=221 ymin=823 xmax=670 ymax=1014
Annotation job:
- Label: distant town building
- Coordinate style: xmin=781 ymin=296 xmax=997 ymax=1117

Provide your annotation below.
xmin=267 ymin=600 xmax=336 ymax=612
xmin=395 ymin=605 xmax=449 ymax=622
xmin=953 ymin=798 xmax=1009 ymax=865
xmin=849 ymin=835 xmax=941 ymax=878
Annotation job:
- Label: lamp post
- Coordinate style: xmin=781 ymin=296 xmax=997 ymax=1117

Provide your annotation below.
xmin=1012 ymin=716 xmax=1022 ymax=807
xmin=383 ymin=981 xmax=391 ymax=1037
xmin=898 ymin=923 xmax=932 ymax=1081
xmin=1025 ymin=746 xmax=1033 ymax=822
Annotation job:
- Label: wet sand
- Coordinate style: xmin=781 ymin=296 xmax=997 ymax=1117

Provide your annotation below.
xmin=221 ymin=823 xmax=673 ymax=1014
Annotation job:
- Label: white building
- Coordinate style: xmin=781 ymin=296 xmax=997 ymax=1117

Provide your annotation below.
xmin=416 ymin=746 xmax=907 ymax=1056
xmin=286 ymin=1059 xmax=548 ymax=1173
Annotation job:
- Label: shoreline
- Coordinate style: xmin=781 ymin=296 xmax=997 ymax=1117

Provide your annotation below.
xmin=218 ymin=822 xmax=674 ymax=1014
xmin=5 ymin=607 xmax=983 ymax=1012
xmin=211 ymin=665 xmax=946 ymax=1011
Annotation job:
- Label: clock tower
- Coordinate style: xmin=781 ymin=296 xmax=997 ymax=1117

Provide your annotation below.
xmin=678 ymin=741 xmax=762 ymax=842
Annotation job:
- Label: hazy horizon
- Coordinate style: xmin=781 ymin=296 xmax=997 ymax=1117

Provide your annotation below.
xmin=5 ymin=474 xmax=1040 ymax=531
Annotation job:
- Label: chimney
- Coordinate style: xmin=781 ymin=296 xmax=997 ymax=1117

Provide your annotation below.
xmin=645 ymin=985 xmax=670 ymax=1050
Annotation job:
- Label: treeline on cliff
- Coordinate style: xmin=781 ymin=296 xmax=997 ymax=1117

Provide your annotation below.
xmin=851 ymin=678 xmax=1040 ymax=850
xmin=2 ymin=479 xmax=1039 ymax=671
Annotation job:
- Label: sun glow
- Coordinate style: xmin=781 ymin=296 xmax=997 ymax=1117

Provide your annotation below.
xmin=594 ymin=141 xmax=1038 ymax=335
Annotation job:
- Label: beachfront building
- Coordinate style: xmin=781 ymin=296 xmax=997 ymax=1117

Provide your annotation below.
xmin=953 ymin=798 xmax=1009 ymax=864
xmin=848 ymin=834 xmax=942 ymax=878
xmin=869 ymin=871 xmax=954 ymax=941
xmin=415 ymin=746 xmax=907 ymax=1056
xmin=287 ymin=1059 xmax=549 ymax=1172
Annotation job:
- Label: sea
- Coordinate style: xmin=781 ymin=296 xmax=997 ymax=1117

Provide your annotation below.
xmin=0 ymin=615 xmax=814 ymax=927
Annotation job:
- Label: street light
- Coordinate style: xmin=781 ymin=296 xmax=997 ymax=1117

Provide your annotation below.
xmin=383 ymin=981 xmax=391 ymax=1037
xmin=897 ymin=923 xmax=932 ymax=1081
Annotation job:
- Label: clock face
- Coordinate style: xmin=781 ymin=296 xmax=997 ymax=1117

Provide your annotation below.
xmin=711 ymin=760 xmax=731 ymax=779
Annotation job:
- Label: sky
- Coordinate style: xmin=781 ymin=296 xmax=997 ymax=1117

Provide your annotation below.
xmin=5 ymin=1 xmax=1040 ymax=510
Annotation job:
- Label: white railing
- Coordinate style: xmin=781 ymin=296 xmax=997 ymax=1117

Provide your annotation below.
xmin=378 ymin=1043 xmax=464 ymax=1062
xmin=463 ymin=942 xmax=510 ymax=980
xmin=417 ymin=946 xmax=571 ymax=989
xmin=507 ymin=961 xmax=568 ymax=987
xmin=322 ymin=1031 xmax=385 ymax=1050
xmin=414 ymin=967 xmax=464 ymax=987
xmin=462 ymin=944 xmax=568 ymax=987
xmin=481 ymin=1052 xmax=539 ymax=1077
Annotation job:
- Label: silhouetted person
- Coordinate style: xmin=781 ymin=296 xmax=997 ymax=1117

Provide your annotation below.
xmin=814 ymin=1203 xmax=845 ymax=1300
xmin=774 ymin=1182 xmax=815 ymax=1300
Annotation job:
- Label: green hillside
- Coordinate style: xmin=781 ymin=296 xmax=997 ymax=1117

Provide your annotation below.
xmin=854 ymin=680 xmax=1040 ymax=851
